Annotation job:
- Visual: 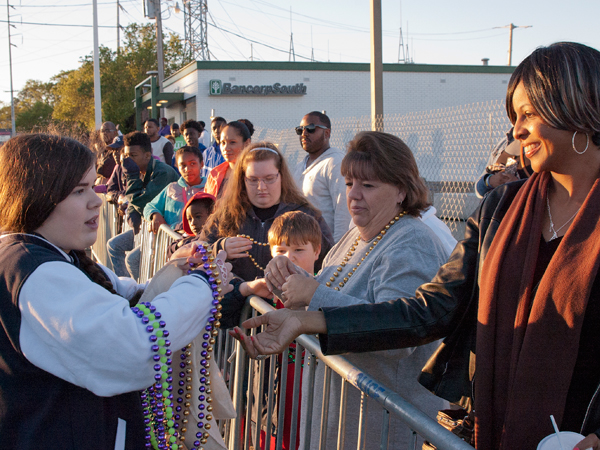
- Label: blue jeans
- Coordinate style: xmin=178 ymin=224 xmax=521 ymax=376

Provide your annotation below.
xmin=107 ymin=230 xmax=134 ymax=278
xmin=125 ymin=246 xmax=141 ymax=281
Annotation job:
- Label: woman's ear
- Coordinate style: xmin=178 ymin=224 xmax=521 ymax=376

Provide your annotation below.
xmin=397 ymin=189 xmax=407 ymax=205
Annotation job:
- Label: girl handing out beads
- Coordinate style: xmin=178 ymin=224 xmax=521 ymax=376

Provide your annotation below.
xmin=0 ymin=133 xmax=232 ymax=450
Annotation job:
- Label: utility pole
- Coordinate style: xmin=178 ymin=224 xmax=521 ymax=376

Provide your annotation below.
xmin=116 ymin=0 xmax=120 ymax=53
xmin=155 ymin=0 xmax=164 ymax=89
xmin=397 ymin=27 xmax=406 ymax=63
xmin=370 ymin=0 xmax=383 ymax=131
xmin=288 ymin=7 xmax=295 ymax=62
xmin=92 ymin=0 xmax=102 ymax=129
xmin=6 ymin=0 xmax=16 ymax=136
xmin=183 ymin=0 xmax=209 ymax=61
xmin=494 ymin=23 xmax=531 ymax=66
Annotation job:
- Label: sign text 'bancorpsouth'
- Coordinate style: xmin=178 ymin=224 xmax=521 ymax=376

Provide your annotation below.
xmin=209 ymin=79 xmax=306 ymax=96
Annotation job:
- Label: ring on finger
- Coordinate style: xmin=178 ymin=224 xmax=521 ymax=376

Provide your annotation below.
xmin=256 ymin=354 xmax=269 ymax=361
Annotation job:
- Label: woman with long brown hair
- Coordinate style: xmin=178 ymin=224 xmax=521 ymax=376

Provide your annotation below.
xmin=200 ymin=142 xmax=333 ymax=281
xmin=0 ymin=133 xmax=231 ymax=449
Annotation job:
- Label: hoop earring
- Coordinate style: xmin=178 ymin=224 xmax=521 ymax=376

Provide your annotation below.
xmin=572 ymin=131 xmax=589 ymax=155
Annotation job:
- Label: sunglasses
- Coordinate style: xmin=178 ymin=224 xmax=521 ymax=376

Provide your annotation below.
xmin=295 ymin=124 xmax=328 ymax=135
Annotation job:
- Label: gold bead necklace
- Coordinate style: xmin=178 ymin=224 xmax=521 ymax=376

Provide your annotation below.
xmin=325 ymin=211 xmax=406 ymax=291
xmin=237 ymin=234 xmax=269 ymax=272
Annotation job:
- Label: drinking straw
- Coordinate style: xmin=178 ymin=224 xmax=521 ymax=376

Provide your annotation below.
xmin=550 ymin=415 xmax=566 ymax=450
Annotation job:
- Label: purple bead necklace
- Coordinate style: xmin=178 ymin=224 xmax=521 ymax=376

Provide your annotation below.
xmin=134 ymin=243 xmax=223 ymax=450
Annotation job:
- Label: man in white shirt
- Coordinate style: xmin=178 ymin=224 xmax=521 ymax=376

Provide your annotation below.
xmin=293 ymin=111 xmax=351 ymax=242
xmin=144 ymin=118 xmax=174 ymax=165
xmin=198 ymin=121 xmax=211 ymax=148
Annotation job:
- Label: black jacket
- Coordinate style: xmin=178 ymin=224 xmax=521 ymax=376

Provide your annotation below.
xmin=319 ymin=179 xmax=600 ymax=437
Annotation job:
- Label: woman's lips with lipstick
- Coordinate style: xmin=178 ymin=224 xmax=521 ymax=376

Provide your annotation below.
xmin=523 ymin=142 xmax=540 ymax=159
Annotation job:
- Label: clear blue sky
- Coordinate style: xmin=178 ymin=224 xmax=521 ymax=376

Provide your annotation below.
xmin=0 ymin=0 xmax=598 ymax=104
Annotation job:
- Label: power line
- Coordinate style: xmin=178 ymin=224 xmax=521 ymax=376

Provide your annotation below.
xmin=16 ymin=0 xmax=136 ymax=7
xmin=0 ymin=19 xmax=117 ymax=28
xmin=208 ymin=21 xmax=314 ymax=61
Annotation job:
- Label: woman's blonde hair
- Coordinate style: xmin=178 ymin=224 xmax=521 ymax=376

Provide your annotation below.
xmin=203 ymin=142 xmax=318 ymax=237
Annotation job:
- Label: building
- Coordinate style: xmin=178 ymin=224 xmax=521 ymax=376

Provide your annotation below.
xmin=135 ymin=60 xmax=514 ymax=132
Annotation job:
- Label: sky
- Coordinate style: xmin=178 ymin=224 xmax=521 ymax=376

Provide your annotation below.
xmin=0 ymin=0 xmax=599 ymax=105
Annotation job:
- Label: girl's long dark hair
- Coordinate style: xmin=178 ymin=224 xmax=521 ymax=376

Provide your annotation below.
xmin=0 ymin=133 xmax=117 ymax=294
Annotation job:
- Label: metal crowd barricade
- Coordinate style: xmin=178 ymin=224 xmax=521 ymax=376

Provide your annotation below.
xmin=219 ymin=296 xmax=473 ymax=450
xmin=137 ymin=220 xmax=155 ymax=283
xmin=153 ymin=224 xmax=183 ymax=274
xmin=90 ymin=195 xmax=119 ymax=270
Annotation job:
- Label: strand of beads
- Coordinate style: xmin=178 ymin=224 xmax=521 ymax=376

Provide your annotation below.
xmin=174 ymin=343 xmax=193 ymax=446
xmin=325 ymin=212 xmax=407 ymax=291
xmin=135 ymin=242 xmax=224 ymax=450
xmin=237 ymin=234 xmax=269 ymax=272
xmin=186 ymin=243 xmax=223 ymax=450
xmin=132 ymin=301 xmax=175 ymax=449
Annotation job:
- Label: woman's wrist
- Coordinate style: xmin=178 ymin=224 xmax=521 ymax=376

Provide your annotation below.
xmin=300 ymin=311 xmax=328 ymax=334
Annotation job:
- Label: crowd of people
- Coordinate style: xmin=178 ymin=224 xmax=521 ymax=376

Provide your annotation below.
xmin=1 ymin=41 xmax=600 ymax=450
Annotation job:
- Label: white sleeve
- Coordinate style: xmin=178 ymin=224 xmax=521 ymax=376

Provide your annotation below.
xmin=19 ymin=261 xmax=213 ymax=397
xmin=99 ymin=263 xmax=147 ymax=300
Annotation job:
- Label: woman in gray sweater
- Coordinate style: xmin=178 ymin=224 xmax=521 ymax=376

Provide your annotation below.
xmin=262 ymin=131 xmax=451 ymax=449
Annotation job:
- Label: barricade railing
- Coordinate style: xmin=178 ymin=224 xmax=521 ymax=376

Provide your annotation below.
xmin=92 ymin=205 xmax=473 ymax=449
xmin=219 ymin=296 xmax=474 ymax=450
xmin=153 ymin=224 xmax=183 ymax=275
xmin=137 ymin=220 xmax=154 ymax=284
xmin=90 ymin=196 xmax=120 ymax=270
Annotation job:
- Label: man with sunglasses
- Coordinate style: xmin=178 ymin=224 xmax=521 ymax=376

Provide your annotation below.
xmin=293 ymin=111 xmax=351 ymax=242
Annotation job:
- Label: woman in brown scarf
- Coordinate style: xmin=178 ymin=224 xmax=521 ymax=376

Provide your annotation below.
xmin=232 ymin=42 xmax=600 ymax=450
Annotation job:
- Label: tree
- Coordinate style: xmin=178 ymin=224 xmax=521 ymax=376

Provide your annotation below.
xmin=52 ymin=23 xmax=191 ymax=133
xmin=15 ymin=101 xmax=54 ymax=132
xmin=18 ymin=80 xmax=56 ymax=109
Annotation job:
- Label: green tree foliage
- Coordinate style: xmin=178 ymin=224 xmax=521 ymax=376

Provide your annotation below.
xmin=0 ymin=80 xmax=57 ymax=132
xmin=15 ymin=101 xmax=54 ymax=131
xmin=18 ymin=80 xmax=56 ymax=109
xmin=52 ymin=23 xmax=191 ymax=133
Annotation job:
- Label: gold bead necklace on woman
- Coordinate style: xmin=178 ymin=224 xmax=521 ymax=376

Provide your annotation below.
xmin=237 ymin=234 xmax=269 ymax=271
xmin=326 ymin=211 xmax=407 ymax=291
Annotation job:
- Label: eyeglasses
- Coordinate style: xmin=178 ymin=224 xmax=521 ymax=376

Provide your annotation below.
xmin=245 ymin=173 xmax=280 ymax=186
xmin=295 ymin=124 xmax=328 ymax=135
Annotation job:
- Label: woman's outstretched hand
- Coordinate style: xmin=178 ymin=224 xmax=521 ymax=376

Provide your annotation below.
xmin=228 ymin=309 xmax=328 ymax=358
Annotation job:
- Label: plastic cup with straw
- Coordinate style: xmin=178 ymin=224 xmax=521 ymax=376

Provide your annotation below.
xmin=550 ymin=415 xmax=566 ymax=450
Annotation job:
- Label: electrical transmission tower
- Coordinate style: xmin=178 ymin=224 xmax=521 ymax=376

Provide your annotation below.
xmin=183 ymin=0 xmax=210 ymax=61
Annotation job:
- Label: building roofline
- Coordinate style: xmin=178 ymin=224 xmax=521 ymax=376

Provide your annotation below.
xmin=162 ymin=60 xmax=514 ymax=88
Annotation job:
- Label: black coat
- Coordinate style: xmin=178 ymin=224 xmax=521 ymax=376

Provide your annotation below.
xmin=319 ymin=179 xmax=600 ymax=437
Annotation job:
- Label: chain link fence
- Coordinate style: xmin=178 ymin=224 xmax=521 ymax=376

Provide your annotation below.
xmin=249 ymin=100 xmax=512 ymax=239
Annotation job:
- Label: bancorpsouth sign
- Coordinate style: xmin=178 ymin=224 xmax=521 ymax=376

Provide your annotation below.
xmin=209 ymin=79 xmax=307 ymax=96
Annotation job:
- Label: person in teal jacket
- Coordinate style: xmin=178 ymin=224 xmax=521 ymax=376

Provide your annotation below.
xmin=143 ymin=146 xmax=206 ymax=232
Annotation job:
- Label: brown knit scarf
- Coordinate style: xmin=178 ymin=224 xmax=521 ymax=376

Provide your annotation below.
xmin=475 ymin=171 xmax=600 ymax=449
